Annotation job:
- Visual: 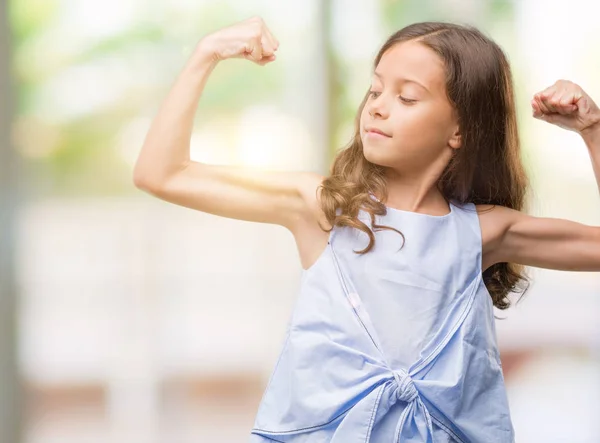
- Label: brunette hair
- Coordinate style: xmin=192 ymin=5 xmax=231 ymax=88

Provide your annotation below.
xmin=318 ymin=22 xmax=530 ymax=310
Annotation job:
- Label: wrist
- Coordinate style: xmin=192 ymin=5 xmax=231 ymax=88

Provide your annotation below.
xmin=188 ymin=38 xmax=220 ymax=72
xmin=581 ymin=117 xmax=600 ymax=148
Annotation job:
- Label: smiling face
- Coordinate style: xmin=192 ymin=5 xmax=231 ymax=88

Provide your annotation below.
xmin=360 ymin=40 xmax=461 ymax=175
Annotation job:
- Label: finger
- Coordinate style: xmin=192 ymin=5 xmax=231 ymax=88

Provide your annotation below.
xmin=559 ymin=93 xmax=579 ymax=114
xmin=262 ymin=24 xmax=279 ymax=51
xmin=552 ymin=93 xmax=576 ymax=115
xmin=540 ymin=90 xmax=559 ymax=113
xmin=547 ymin=90 xmax=572 ymax=115
xmin=531 ymin=99 xmax=543 ymax=118
xmin=260 ymin=36 xmax=275 ymax=57
xmin=245 ymin=52 xmax=276 ymax=66
xmin=247 ymin=37 xmax=263 ymax=61
xmin=558 ymin=93 xmax=575 ymax=106
xmin=257 ymin=54 xmax=276 ymax=66
xmin=537 ymin=89 xmax=553 ymax=114
xmin=540 ymin=86 xmax=560 ymax=112
xmin=534 ymin=94 xmax=551 ymax=114
xmin=259 ymin=27 xmax=277 ymax=57
xmin=575 ymin=94 xmax=591 ymax=115
xmin=547 ymin=89 xmax=575 ymax=115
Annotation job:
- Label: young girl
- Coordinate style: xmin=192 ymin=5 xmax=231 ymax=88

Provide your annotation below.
xmin=133 ymin=17 xmax=600 ymax=443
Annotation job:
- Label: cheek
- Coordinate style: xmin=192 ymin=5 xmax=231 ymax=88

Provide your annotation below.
xmin=359 ymin=108 xmax=369 ymax=129
xmin=393 ymin=108 xmax=450 ymax=143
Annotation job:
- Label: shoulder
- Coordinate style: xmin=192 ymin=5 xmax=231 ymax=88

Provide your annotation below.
xmin=474 ymin=204 xmax=525 ymax=269
xmin=474 ymin=204 xmax=523 ymax=233
xmin=294 ymin=172 xmax=332 ymax=231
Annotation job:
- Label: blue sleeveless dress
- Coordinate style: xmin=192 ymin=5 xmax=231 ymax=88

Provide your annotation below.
xmin=249 ymin=199 xmax=515 ymax=443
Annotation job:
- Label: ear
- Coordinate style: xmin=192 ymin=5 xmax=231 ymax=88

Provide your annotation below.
xmin=448 ymin=124 xmax=461 ymax=150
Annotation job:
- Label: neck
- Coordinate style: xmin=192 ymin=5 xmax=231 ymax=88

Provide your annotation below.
xmin=380 ymin=154 xmax=451 ymax=214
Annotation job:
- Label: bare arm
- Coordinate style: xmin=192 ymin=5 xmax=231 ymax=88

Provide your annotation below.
xmin=482 ymin=80 xmax=600 ymax=272
xmin=133 ymin=17 xmax=322 ymax=231
xmin=132 ymin=44 xmax=217 ymax=189
xmin=486 ymin=123 xmax=600 ymax=272
xmin=481 ymin=205 xmax=600 ymax=272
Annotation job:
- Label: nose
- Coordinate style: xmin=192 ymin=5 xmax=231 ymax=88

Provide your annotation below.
xmin=366 ymin=94 xmax=389 ymax=119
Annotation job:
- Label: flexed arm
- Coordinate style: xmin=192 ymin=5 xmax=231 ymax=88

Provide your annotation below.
xmin=133 ymin=17 xmax=324 ymax=230
xmin=482 ymin=80 xmax=600 ymax=272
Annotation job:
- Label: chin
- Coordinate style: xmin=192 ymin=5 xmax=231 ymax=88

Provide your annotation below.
xmin=362 ymin=143 xmax=393 ymax=167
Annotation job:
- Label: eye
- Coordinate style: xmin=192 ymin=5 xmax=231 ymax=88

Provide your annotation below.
xmin=368 ymin=90 xmax=381 ymax=99
xmin=399 ymin=96 xmax=416 ymax=104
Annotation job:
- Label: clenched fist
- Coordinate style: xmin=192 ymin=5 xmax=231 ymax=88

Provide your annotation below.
xmin=196 ymin=16 xmax=279 ymax=66
xmin=532 ymin=79 xmax=600 ymax=136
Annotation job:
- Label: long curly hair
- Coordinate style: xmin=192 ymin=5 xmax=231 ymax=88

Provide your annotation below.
xmin=318 ymin=22 xmax=530 ymax=310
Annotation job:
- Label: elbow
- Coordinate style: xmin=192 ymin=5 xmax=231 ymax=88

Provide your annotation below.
xmin=133 ymin=159 xmax=189 ymax=193
xmin=133 ymin=168 xmax=180 ymax=197
xmin=132 ymin=167 xmax=161 ymax=193
xmin=132 ymin=166 xmax=147 ymax=190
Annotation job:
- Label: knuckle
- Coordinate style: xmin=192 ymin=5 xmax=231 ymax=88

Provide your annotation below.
xmin=250 ymin=28 xmax=262 ymax=40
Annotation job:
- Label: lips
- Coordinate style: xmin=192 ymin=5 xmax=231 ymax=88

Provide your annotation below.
xmin=365 ymin=127 xmax=391 ymax=137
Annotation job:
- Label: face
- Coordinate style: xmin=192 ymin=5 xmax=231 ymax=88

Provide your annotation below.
xmin=360 ymin=40 xmax=461 ymax=174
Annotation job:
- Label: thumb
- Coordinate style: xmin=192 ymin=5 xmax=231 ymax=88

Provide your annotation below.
xmin=245 ymin=41 xmax=263 ymax=62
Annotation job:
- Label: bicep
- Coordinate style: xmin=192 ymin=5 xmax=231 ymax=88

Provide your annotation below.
xmin=137 ymin=160 xmax=324 ymax=231
xmin=495 ymin=208 xmax=600 ymax=271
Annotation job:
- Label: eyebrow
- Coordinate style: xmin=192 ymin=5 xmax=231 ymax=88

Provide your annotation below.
xmin=373 ymin=71 xmax=430 ymax=93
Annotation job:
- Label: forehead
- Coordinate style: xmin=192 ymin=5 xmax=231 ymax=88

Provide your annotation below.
xmin=373 ymin=40 xmax=446 ymax=94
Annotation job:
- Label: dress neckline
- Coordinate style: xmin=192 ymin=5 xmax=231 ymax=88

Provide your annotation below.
xmin=383 ymin=200 xmax=454 ymax=219
xmin=368 ymin=192 xmax=454 ymax=220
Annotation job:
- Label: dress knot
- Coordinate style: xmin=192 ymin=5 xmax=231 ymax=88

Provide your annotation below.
xmin=393 ymin=369 xmax=418 ymax=403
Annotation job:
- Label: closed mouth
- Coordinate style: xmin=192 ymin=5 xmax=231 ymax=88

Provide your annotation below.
xmin=365 ymin=127 xmax=391 ymax=137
